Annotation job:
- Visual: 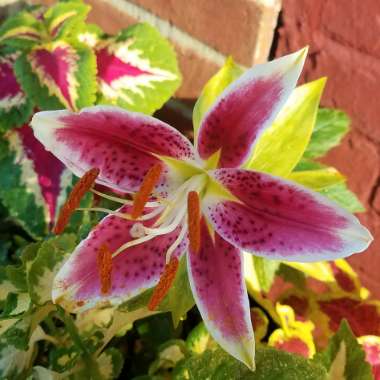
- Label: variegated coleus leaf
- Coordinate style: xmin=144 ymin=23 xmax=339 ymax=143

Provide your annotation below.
xmin=27 ymin=234 xmax=77 ymax=306
xmin=14 ymin=41 xmax=97 ymax=111
xmin=96 ymin=23 xmax=181 ymax=114
xmin=314 ymin=320 xmax=373 ymax=380
xmin=0 ymin=304 xmax=55 ymax=380
xmin=359 ymin=336 xmax=380 ymax=379
xmin=43 ymin=1 xmax=91 ymax=40
xmin=268 ymin=304 xmax=316 ymax=358
xmin=0 ymin=49 xmax=33 ymax=131
xmin=0 ymin=126 xmax=72 ymax=237
xmin=0 ymin=11 xmax=44 ymax=50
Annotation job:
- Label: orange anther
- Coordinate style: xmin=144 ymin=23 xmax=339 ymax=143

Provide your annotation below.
xmin=148 ymin=257 xmax=179 ymax=311
xmin=131 ymin=163 xmax=162 ymax=219
xmin=187 ymin=191 xmax=201 ymax=254
xmin=97 ymin=244 xmax=113 ymax=295
xmin=53 ymin=168 xmax=100 ymax=234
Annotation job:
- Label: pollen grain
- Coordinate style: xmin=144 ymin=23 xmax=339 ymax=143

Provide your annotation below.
xmin=53 ymin=168 xmax=100 ymax=234
xmin=148 ymin=257 xmax=179 ymax=311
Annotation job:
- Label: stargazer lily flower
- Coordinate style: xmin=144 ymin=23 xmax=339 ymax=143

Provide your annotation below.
xmin=30 ymin=48 xmax=372 ymax=369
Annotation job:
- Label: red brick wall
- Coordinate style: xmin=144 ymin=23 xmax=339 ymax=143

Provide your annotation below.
xmin=274 ymin=0 xmax=380 ymax=295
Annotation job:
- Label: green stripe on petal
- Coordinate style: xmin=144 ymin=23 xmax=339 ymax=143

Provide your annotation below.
xmin=96 ymin=23 xmax=181 ymax=115
xmin=247 ymin=78 xmax=326 ymax=176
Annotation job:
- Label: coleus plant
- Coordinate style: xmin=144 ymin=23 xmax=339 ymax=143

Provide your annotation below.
xmin=0 ymin=0 xmax=181 ymax=236
xmin=30 ymin=48 xmax=373 ymax=370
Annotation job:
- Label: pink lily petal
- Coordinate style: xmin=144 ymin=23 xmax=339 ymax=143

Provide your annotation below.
xmin=187 ymin=218 xmax=255 ymax=369
xmin=204 ymin=168 xmax=372 ymax=262
xmin=53 ymin=205 xmax=187 ymax=312
xmin=31 ymin=106 xmax=195 ymax=195
xmin=197 ymin=48 xmax=307 ymax=168
xmin=14 ymin=124 xmax=68 ymax=226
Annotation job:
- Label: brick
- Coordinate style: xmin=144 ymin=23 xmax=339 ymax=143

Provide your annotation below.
xmin=130 ymin=0 xmax=281 ymax=65
xmin=276 ymin=0 xmax=380 ymax=297
xmin=321 ymin=131 xmax=380 ymax=207
xmin=322 ymin=0 xmax=380 ymax=60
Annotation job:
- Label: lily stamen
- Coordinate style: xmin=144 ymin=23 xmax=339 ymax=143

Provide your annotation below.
xmin=165 ymin=221 xmax=188 ymax=264
xmin=187 ymin=191 xmax=201 ymax=254
xmin=148 ymin=257 xmax=179 ymax=311
xmin=54 ymin=168 xmax=100 ymax=234
xmin=97 ymin=244 xmax=112 ymax=295
xmin=91 ymin=188 xmax=161 ymax=208
xmin=131 ymin=163 xmax=162 ymax=219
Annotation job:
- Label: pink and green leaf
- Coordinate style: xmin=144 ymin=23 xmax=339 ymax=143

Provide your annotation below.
xmin=14 ymin=41 xmax=97 ymax=111
xmin=0 ymin=11 xmax=43 ymax=49
xmin=314 ymin=320 xmax=373 ymax=380
xmin=250 ymin=307 xmax=269 ymax=343
xmin=0 ymin=125 xmax=72 ymax=237
xmin=43 ymin=1 xmax=91 ymax=40
xmin=0 ymin=49 xmax=33 ymax=131
xmin=358 ymin=335 xmax=380 ymax=379
xmin=96 ymin=23 xmax=181 ymax=115
xmin=268 ymin=304 xmax=316 ymax=358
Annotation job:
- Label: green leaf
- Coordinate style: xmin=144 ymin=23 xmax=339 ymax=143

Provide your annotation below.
xmin=14 ymin=40 xmax=97 ymax=111
xmin=252 ymin=257 xmax=280 ymax=292
xmin=158 ymin=255 xmax=195 ymax=327
xmin=149 ymin=340 xmax=188 ymax=375
xmin=319 ymin=183 xmax=365 ymax=213
xmin=27 ymin=234 xmax=77 ymax=305
xmin=0 ymin=304 xmax=55 ymax=379
xmin=0 ymin=139 xmax=46 ymax=237
xmin=186 ymin=322 xmax=216 ymax=354
xmin=314 ymin=320 xmax=373 ymax=380
xmin=303 ymin=108 xmax=350 ymax=159
xmin=277 ymin=264 xmax=306 ymax=289
xmin=28 ymin=366 xmax=61 ymax=380
xmin=288 ymin=167 xmax=345 ymax=191
xmin=173 ymin=347 xmax=327 ymax=380
xmin=0 ymin=11 xmax=43 ymax=50
xmin=97 ymin=23 xmax=181 ymax=115
xmin=248 ymin=78 xmax=326 ymax=176
xmin=43 ymin=1 xmax=91 ymax=40
xmin=97 ymin=347 xmax=124 ymax=380
xmin=192 ymin=57 xmax=243 ymax=136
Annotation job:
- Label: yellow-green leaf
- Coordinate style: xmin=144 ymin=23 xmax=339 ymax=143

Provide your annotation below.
xmin=288 ymin=168 xmax=345 ymax=191
xmin=247 ymin=78 xmax=326 ymax=176
xmin=192 ymin=57 xmax=243 ymax=140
